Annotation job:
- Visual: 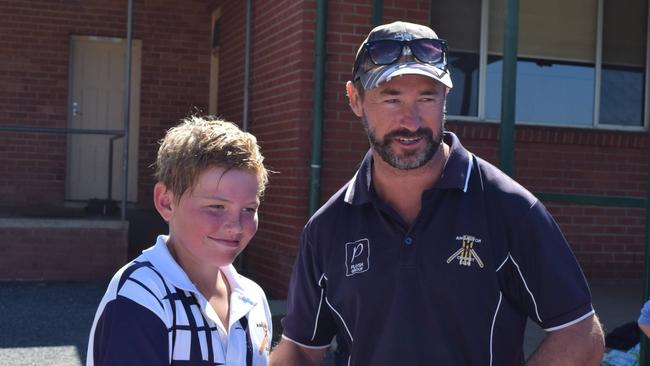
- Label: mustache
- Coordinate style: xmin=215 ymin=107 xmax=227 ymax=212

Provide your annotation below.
xmin=384 ymin=128 xmax=433 ymax=140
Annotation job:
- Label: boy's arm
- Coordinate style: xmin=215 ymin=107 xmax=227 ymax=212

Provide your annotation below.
xmin=524 ymin=314 xmax=604 ymax=366
xmin=89 ymin=297 xmax=169 ymax=366
xmin=269 ymin=338 xmax=327 ymax=366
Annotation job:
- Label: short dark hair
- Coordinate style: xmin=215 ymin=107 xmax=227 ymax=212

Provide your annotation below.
xmin=353 ymin=79 xmax=365 ymax=99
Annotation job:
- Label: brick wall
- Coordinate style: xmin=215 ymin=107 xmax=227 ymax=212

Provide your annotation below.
xmin=207 ymin=0 xmax=317 ymax=297
xmin=0 ymin=0 xmax=212 ymax=210
xmin=0 ymin=219 xmax=128 ymax=280
xmin=1 ymin=0 xmax=647 ymax=294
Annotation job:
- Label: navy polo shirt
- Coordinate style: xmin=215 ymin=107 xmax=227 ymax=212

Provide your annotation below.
xmin=281 ymin=132 xmax=593 ymax=365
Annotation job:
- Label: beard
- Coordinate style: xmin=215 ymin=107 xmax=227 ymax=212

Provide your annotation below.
xmin=361 ymin=116 xmax=443 ymax=170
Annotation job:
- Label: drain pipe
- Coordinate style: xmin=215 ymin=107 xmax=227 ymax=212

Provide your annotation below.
xmin=372 ymin=0 xmax=383 ymax=27
xmin=308 ymin=0 xmax=327 ymax=215
xmin=121 ymin=0 xmax=133 ymax=221
xmin=499 ymin=0 xmax=519 ymax=177
xmin=242 ymin=0 xmax=252 ymax=132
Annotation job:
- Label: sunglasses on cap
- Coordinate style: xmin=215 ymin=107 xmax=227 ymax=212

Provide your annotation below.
xmin=354 ymin=38 xmax=448 ymax=78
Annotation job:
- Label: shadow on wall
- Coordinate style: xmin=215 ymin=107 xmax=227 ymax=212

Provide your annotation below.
xmin=126 ymin=207 xmax=168 ymax=260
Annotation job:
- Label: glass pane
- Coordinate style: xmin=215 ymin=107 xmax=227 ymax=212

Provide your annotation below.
xmin=431 ymin=0 xmax=481 ymax=116
xmin=600 ymin=67 xmax=645 ymax=126
xmin=600 ymin=0 xmax=647 ymax=126
xmin=488 ymin=0 xmax=597 ymax=125
xmin=486 ymin=56 xmax=595 ymax=125
xmin=447 ymin=52 xmax=479 ymax=116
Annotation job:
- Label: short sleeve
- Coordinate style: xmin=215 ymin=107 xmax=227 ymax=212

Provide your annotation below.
xmin=498 ymin=200 xmax=593 ymax=331
xmin=639 ymin=299 xmax=650 ymax=325
xmin=281 ymin=227 xmax=336 ymax=347
xmin=90 ymin=296 xmax=169 ymax=365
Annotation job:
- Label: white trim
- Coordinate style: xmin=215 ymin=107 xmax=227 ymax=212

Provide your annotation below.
xmin=478 ymin=0 xmax=489 ymax=119
xmin=593 ymin=0 xmax=603 ymax=127
xmin=544 ymin=309 xmax=595 ymax=332
xmin=508 ymin=254 xmax=543 ymax=323
xmin=645 ymin=0 xmax=650 ymax=129
xmin=489 ymin=292 xmax=503 ymax=366
xmin=325 ymin=297 xmax=354 ymax=342
xmin=343 ymin=171 xmax=359 ymax=204
xmin=462 ymin=150 xmax=473 ymax=192
xmin=280 ymin=335 xmax=331 ymax=349
xmin=495 ymin=254 xmax=509 ymax=272
xmin=446 ymin=115 xmax=647 ymax=131
xmin=311 ymin=275 xmax=327 ymax=341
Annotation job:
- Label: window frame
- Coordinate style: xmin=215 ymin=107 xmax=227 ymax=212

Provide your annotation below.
xmin=445 ymin=0 xmax=650 ymax=131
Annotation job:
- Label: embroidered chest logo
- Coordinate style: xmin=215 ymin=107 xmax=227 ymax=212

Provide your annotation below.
xmin=256 ymin=322 xmax=270 ymax=354
xmin=345 ymin=238 xmax=370 ymax=276
xmin=446 ymin=235 xmax=484 ymax=268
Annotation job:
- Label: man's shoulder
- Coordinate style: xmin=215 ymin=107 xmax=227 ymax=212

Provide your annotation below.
xmin=472 ymin=155 xmax=537 ymax=209
xmin=309 ymin=180 xmax=356 ymax=223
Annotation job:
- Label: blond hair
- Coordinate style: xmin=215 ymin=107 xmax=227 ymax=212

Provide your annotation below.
xmin=154 ymin=116 xmax=268 ymax=200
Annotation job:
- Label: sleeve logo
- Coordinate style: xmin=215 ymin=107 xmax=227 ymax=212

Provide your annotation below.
xmin=446 ymin=234 xmax=484 ymax=268
xmin=345 ymin=238 xmax=371 ymax=276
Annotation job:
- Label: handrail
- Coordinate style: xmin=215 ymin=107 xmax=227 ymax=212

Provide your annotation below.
xmin=535 ymin=192 xmax=646 ymax=208
xmin=0 ymin=124 xmax=127 ymax=220
xmin=0 ymin=125 xmax=124 ymax=136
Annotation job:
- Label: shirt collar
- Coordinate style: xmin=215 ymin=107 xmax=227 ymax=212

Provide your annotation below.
xmin=344 ymin=131 xmax=473 ymax=206
xmin=142 ymin=235 xmax=259 ymax=315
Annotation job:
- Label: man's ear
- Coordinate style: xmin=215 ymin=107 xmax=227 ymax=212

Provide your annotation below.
xmin=346 ymin=81 xmax=364 ymax=118
xmin=153 ymin=182 xmax=175 ymax=222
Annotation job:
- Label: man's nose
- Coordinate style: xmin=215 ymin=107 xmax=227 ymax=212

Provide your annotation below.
xmin=399 ymin=103 xmax=421 ymax=131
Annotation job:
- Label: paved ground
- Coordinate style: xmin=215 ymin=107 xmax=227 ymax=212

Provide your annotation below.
xmin=0 ymin=279 xmax=643 ymax=365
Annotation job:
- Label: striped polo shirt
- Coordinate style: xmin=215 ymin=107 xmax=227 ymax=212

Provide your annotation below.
xmin=87 ymin=235 xmax=272 ymax=366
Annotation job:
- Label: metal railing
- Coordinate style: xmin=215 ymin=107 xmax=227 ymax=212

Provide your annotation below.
xmin=0 ymin=125 xmax=127 ymax=220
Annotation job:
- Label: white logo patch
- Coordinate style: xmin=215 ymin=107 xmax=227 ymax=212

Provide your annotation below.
xmin=345 ymin=238 xmax=370 ymax=276
xmin=446 ymin=234 xmax=484 ymax=268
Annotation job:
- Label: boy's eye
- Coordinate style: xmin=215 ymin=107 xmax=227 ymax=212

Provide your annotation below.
xmin=209 ymin=205 xmax=224 ymax=210
xmin=243 ymin=207 xmax=258 ymax=213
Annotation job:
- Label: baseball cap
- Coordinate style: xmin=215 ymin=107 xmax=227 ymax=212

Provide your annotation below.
xmin=352 ymin=21 xmax=453 ymax=90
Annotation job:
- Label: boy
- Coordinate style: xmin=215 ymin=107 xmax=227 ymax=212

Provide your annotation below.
xmin=87 ymin=116 xmax=272 ymax=366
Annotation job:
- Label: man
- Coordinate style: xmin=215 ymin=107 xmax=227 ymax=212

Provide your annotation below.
xmin=270 ymin=21 xmax=604 ymax=365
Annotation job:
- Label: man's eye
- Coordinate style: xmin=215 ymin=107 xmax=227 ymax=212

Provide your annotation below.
xmin=243 ymin=207 xmax=258 ymax=213
xmin=209 ymin=205 xmax=224 ymax=210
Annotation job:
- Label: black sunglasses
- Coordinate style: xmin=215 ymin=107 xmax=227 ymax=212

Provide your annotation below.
xmin=354 ymin=38 xmax=448 ymax=77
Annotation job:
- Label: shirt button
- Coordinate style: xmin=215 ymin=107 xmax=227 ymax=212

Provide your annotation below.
xmin=404 ymin=237 xmax=413 ymax=245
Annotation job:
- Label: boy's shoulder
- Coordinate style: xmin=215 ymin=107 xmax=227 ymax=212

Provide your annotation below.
xmin=105 ymin=254 xmax=172 ymax=305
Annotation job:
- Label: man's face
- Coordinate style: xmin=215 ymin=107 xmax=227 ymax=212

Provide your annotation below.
xmin=348 ymin=75 xmax=446 ymax=170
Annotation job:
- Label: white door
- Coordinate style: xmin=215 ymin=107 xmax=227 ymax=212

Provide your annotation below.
xmin=67 ymin=36 xmax=141 ymax=202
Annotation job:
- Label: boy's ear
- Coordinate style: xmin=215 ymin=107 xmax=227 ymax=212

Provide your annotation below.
xmin=153 ymin=182 xmax=175 ymax=222
xmin=346 ymin=81 xmax=364 ymax=118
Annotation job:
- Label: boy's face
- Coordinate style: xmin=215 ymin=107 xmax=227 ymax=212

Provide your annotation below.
xmin=155 ymin=166 xmax=260 ymax=271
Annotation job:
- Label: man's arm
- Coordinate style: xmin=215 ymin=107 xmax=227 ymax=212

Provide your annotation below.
xmin=639 ymin=322 xmax=650 ymax=338
xmin=269 ymin=338 xmax=327 ymax=366
xmin=525 ymin=314 xmax=604 ymax=366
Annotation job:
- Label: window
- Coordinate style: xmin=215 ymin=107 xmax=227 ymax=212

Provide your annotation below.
xmin=432 ymin=0 xmax=648 ymax=129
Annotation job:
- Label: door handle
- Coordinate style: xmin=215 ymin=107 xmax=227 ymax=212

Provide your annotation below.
xmin=72 ymin=101 xmax=81 ymax=116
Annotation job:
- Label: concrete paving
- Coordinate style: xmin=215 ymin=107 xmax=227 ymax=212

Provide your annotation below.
xmin=0 ymin=279 xmax=643 ymax=365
